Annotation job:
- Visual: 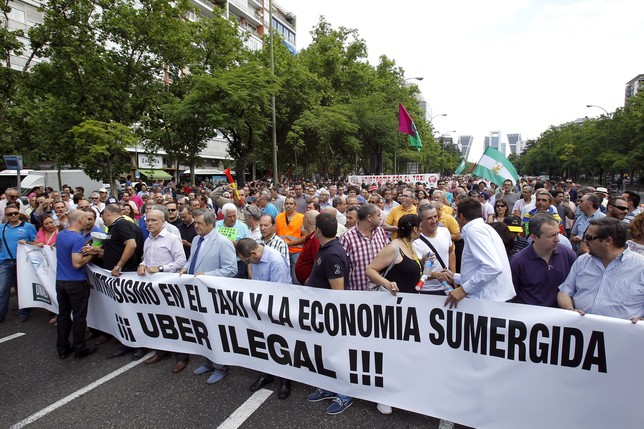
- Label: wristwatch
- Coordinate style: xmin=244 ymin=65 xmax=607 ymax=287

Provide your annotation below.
xmin=158 ymin=266 xmax=164 ymax=272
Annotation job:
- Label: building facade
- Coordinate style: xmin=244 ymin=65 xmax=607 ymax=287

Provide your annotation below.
xmin=625 ymin=74 xmax=644 ymax=103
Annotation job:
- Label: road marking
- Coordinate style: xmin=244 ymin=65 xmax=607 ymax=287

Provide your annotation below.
xmin=217 ymin=389 xmax=273 ymax=429
xmin=0 ymin=332 xmax=26 ymax=344
xmin=438 ymin=419 xmax=454 ymax=429
xmin=10 ymin=352 xmax=153 ymax=429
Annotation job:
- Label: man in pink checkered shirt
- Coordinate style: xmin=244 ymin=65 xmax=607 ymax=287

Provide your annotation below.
xmin=339 ymin=204 xmax=389 ymax=291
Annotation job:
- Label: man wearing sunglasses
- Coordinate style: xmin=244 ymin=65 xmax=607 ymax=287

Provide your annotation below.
xmin=557 ymin=217 xmax=644 ymax=322
xmin=605 ymin=196 xmax=629 ymax=222
xmin=0 ymin=188 xmax=25 ymax=223
xmin=0 ymin=204 xmax=37 ymax=323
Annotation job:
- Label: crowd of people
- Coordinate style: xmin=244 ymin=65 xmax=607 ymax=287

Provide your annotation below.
xmin=0 ymin=174 xmax=642 ymax=416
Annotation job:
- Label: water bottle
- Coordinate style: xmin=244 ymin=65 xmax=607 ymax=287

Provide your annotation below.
xmin=442 ymin=281 xmax=454 ymax=294
xmin=417 ymin=256 xmax=433 ymax=291
xmin=51 ymin=213 xmax=60 ymax=227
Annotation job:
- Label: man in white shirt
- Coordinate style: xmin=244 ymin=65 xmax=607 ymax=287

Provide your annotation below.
xmin=444 ymin=197 xmax=515 ymax=307
xmin=413 ymin=204 xmax=455 ymax=295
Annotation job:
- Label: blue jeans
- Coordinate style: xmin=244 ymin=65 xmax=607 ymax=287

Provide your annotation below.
xmin=0 ymin=260 xmax=17 ymax=322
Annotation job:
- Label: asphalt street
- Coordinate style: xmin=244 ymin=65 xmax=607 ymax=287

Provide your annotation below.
xmin=0 ymin=295 xmax=472 ymax=429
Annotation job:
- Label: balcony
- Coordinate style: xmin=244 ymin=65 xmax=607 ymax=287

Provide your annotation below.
xmin=228 ymin=0 xmax=263 ymax=27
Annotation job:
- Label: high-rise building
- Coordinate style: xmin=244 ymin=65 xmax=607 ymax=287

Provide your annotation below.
xmin=487 ymin=131 xmax=501 ymax=150
xmin=625 ymin=74 xmax=644 ymax=103
xmin=507 ymin=133 xmax=522 ymax=154
xmin=458 ymin=136 xmax=473 ymax=159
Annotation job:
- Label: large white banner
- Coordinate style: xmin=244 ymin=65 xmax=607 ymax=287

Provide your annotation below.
xmin=347 ymin=174 xmax=440 ymax=186
xmin=16 ymin=245 xmax=644 ymax=429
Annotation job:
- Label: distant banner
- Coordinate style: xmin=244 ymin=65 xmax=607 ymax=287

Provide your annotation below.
xmin=347 ymin=174 xmax=440 ymax=186
xmin=16 ymin=245 xmax=644 ymax=429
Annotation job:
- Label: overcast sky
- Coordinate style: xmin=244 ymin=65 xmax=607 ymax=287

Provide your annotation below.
xmin=276 ymin=0 xmax=643 ymax=160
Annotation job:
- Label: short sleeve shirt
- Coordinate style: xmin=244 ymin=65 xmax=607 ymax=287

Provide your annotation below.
xmin=306 ymin=239 xmax=349 ymax=290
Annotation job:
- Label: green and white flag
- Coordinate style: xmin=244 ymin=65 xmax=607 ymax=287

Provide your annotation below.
xmin=472 ymin=146 xmax=519 ymax=186
xmin=455 ymin=159 xmax=466 ymax=175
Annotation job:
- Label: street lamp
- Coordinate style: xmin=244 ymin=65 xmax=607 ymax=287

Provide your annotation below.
xmin=430 ymin=113 xmax=447 ymax=123
xmin=586 ymin=104 xmax=610 ymax=116
xmin=394 ymin=76 xmax=424 ymax=175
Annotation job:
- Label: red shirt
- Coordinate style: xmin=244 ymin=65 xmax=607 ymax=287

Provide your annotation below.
xmin=295 ymin=231 xmax=320 ymax=284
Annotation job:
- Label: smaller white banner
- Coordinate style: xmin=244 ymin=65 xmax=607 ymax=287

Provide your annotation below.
xmin=347 ymin=174 xmax=440 ymax=186
xmin=17 ymin=244 xmax=59 ymax=312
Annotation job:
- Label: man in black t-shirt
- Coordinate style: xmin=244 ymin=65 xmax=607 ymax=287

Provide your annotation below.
xmin=305 ymin=212 xmax=348 ymax=290
xmin=91 ymin=204 xmax=145 ymax=359
xmin=304 ymin=213 xmax=353 ymax=415
xmin=100 ymin=204 xmax=143 ymax=273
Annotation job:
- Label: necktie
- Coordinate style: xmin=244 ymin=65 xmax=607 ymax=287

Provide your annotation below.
xmin=188 ymin=236 xmax=205 ymax=274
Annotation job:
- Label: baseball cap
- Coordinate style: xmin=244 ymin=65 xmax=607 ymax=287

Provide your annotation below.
xmin=106 ymin=197 xmax=119 ymax=205
xmin=246 ymin=196 xmax=258 ymax=203
xmin=99 ymin=188 xmax=108 ymax=193
xmin=369 ymin=185 xmax=378 ymax=191
xmin=503 ymin=215 xmax=523 ymax=233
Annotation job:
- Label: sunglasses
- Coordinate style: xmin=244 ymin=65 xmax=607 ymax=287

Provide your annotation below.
xmin=611 ymin=205 xmax=628 ymax=211
xmin=167 ymin=208 xmax=177 ymax=212
xmin=5 ymin=212 xmax=19 ymax=216
xmin=495 ymin=204 xmax=507 ymax=207
xmin=583 ymin=234 xmax=606 ymax=242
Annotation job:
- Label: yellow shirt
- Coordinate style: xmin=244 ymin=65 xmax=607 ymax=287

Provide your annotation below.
xmin=385 ymin=205 xmax=417 ymax=239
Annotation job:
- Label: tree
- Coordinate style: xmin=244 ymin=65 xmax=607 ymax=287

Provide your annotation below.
xmin=71 ymin=120 xmax=136 ymax=189
xmin=185 ymin=61 xmax=277 ymax=186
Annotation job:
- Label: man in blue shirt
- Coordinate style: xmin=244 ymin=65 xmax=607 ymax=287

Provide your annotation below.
xmin=56 ymin=210 xmax=97 ymax=359
xmin=0 ymin=204 xmax=36 ymax=324
xmin=558 ymin=217 xmax=644 ymax=321
xmin=236 ymin=238 xmax=292 ymax=398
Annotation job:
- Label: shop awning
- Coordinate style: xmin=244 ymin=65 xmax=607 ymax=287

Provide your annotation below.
xmin=138 ymin=169 xmax=173 ymax=180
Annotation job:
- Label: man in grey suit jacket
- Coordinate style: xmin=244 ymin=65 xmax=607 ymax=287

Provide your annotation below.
xmin=179 ymin=208 xmax=237 ymax=383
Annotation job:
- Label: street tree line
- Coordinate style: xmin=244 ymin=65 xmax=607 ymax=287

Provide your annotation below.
xmin=1 ymin=0 xmax=462 ymax=186
xmin=509 ymin=91 xmax=644 ymax=186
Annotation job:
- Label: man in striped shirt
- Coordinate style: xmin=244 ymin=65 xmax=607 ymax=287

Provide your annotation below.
xmin=257 ymin=214 xmax=289 ymax=268
xmin=339 ymin=204 xmax=389 ymax=291
xmin=558 ymin=217 xmax=644 ymax=322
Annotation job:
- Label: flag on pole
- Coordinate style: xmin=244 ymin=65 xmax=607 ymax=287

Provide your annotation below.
xmin=398 ymin=103 xmax=422 ymax=151
xmin=455 ymin=159 xmax=466 ymax=175
xmin=472 ymin=146 xmax=519 ymax=186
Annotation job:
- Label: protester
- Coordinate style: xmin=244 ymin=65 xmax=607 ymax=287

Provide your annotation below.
xmin=558 ymin=217 xmax=644 ymax=322
xmin=305 ymin=212 xmax=353 ymax=415
xmin=511 ymin=213 xmax=577 ymax=307
xmin=366 ymin=214 xmax=422 ymax=294
xmin=443 ymin=197 xmax=515 ymax=307
xmin=236 ymin=238 xmax=292 ymax=398
xmin=138 ymin=209 xmax=187 ymax=373
xmin=180 ymin=208 xmax=237 ymax=384
xmin=55 ymin=210 xmax=96 ymax=359
xmin=1 ymin=204 xmax=37 ymax=323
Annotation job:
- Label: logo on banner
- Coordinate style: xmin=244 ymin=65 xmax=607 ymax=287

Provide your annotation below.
xmin=25 ymin=248 xmax=52 ymax=275
xmin=32 ymin=283 xmax=52 ymax=304
xmin=116 ymin=314 xmax=136 ymax=342
xmin=349 ymin=349 xmax=384 ymax=387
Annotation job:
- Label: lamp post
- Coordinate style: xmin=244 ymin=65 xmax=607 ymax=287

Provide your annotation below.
xmin=394 ymin=76 xmax=424 ymax=175
xmin=269 ymin=0 xmax=279 ymax=185
xmin=586 ymin=104 xmax=610 ymax=116
xmin=439 ymin=130 xmax=456 ymax=176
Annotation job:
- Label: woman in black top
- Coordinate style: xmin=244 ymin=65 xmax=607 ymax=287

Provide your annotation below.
xmin=366 ymin=214 xmax=422 ymax=294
